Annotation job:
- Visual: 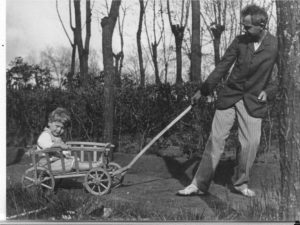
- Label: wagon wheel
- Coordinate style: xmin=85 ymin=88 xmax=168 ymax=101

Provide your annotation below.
xmin=107 ymin=162 xmax=124 ymax=188
xmin=84 ymin=167 xmax=111 ymax=196
xmin=22 ymin=167 xmax=55 ymax=192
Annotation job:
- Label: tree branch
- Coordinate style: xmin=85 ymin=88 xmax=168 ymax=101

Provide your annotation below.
xmin=183 ymin=0 xmax=190 ymax=28
xmin=84 ymin=0 xmax=91 ymax=54
xmin=56 ymin=0 xmax=73 ymax=46
xmin=166 ymin=0 xmax=173 ymax=29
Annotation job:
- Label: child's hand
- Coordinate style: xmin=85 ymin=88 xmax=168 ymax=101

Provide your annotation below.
xmin=60 ymin=143 xmax=70 ymax=150
xmin=63 ymin=150 xmax=72 ymax=158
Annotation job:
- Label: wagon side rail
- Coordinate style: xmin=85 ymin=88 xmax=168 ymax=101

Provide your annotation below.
xmin=66 ymin=141 xmax=114 ymax=162
xmin=34 ymin=142 xmax=114 ymax=176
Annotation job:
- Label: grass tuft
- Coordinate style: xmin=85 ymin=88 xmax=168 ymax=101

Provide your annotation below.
xmin=6 ymin=180 xmax=288 ymax=221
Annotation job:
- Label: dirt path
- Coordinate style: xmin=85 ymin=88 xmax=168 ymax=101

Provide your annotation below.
xmin=6 ymin=151 xmax=280 ymax=220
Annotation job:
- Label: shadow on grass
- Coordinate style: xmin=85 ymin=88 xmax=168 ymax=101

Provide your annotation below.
xmin=161 ymin=156 xmax=201 ymax=186
xmin=120 ymin=177 xmax=170 ymax=187
xmin=57 ymin=178 xmax=84 ymax=190
xmin=7 ymin=147 xmax=25 ymax=166
xmin=214 ymin=159 xmax=235 ymax=187
xmin=162 ymin=156 xmax=243 ymax=219
xmin=162 ymin=155 xmax=236 ymax=188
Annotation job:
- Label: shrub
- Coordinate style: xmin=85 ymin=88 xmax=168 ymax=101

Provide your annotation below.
xmin=7 ymin=79 xmax=278 ymax=157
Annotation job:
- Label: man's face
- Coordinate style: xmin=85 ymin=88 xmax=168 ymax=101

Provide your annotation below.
xmin=48 ymin=121 xmax=65 ymax=137
xmin=242 ymin=15 xmax=263 ymax=42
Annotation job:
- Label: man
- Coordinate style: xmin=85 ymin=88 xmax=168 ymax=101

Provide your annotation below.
xmin=178 ymin=4 xmax=278 ymax=197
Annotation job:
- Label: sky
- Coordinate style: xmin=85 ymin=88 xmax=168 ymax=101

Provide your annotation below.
xmin=5 ymin=0 xmax=191 ymax=82
xmin=5 ymin=0 xmax=278 ymax=72
xmin=5 ymin=0 xmax=152 ymax=66
xmin=6 ymin=0 xmax=104 ymax=65
xmin=5 ymin=0 xmax=159 ymax=81
xmin=7 ymin=0 xmax=62 ymax=63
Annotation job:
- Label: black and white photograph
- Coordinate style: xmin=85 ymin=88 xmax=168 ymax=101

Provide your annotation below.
xmin=3 ymin=0 xmax=300 ymax=223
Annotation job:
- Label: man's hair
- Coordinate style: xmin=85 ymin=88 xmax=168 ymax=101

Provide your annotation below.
xmin=241 ymin=4 xmax=268 ymax=28
xmin=48 ymin=107 xmax=71 ymax=127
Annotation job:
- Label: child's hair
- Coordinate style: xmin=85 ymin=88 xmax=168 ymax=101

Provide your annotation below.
xmin=48 ymin=107 xmax=71 ymax=127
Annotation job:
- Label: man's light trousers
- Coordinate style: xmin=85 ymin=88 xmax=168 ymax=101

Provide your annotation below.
xmin=192 ymin=99 xmax=262 ymax=192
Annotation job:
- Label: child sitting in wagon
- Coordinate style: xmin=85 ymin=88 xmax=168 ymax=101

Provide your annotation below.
xmin=36 ymin=107 xmax=103 ymax=172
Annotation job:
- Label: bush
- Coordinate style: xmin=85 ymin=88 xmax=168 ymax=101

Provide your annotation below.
xmin=7 ymin=80 xmax=278 ymax=157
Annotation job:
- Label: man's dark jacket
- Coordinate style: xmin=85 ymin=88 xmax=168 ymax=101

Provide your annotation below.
xmin=201 ymin=32 xmax=278 ymax=118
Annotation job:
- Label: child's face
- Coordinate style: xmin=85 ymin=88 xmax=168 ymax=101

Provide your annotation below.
xmin=48 ymin=121 xmax=65 ymax=137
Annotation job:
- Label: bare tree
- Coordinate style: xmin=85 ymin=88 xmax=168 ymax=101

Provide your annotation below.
xmin=56 ymin=0 xmax=77 ymax=88
xmin=113 ymin=4 xmax=127 ymax=87
xmin=102 ymin=0 xmax=127 ymax=87
xmin=276 ymin=0 xmax=300 ymax=220
xmin=190 ymin=0 xmax=201 ymax=82
xmin=137 ymin=0 xmax=146 ymax=87
xmin=101 ymin=0 xmax=121 ymax=149
xmin=89 ymin=49 xmax=101 ymax=75
xmin=167 ymin=0 xmax=190 ymax=84
xmin=40 ymin=46 xmax=72 ymax=88
xmin=144 ymin=0 xmax=163 ymax=85
xmin=226 ymin=0 xmax=239 ymax=45
xmin=201 ymin=0 xmax=227 ymax=66
xmin=73 ymin=0 xmax=92 ymax=87
xmin=159 ymin=0 xmax=172 ymax=84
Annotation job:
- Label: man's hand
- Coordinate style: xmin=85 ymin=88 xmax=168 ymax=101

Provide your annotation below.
xmin=258 ymin=91 xmax=267 ymax=102
xmin=191 ymin=90 xmax=202 ymax=106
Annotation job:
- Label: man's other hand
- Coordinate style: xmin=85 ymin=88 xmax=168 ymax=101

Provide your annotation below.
xmin=258 ymin=90 xmax=267 ymax=102
xmin=191 ymin=90 xmax=202 ymax=106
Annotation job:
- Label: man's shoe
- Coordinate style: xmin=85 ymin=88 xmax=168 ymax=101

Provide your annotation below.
xmin=233 ymin=185 xmax=256 ymax=197
xmin=177 ymin=184 xmax=205 ymax=196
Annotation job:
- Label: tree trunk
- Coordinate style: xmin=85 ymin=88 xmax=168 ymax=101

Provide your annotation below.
xmin=113 ymin=51 xmax=123 ymax=87
xmin=137 ymin=0 xmax=145 ymax=88
xmin=74 ymin=0 xmax=91 ymax=87
xmin=114 ymin=8 xmax=125 ymax=88
xmin=164 ymin=61 xmax=168 ymax=84
xmin=70 ymin=43 xmax=76 ymax=77
xmin=167 ymin=0 xmax=190 ymax=84
xmin=68 ymin=41 xmax=76 ymax=89
xmin=172 ymin=25 xmax=184 ymax=84
xmin=152 ymin=42 xmax=161 ymax=85
xmin=101 ymin=0 xmax=121 ymax=150
xmin=84 ymin=0 xmax=91 ymax=80
xmin=159 ymin=0 xmax=168 ymax=84
xmin=34 ymin=72 xmax=40 ymax=89
xmin=211 ymin=24 xmax=225 ymax=66
xmin=74 ymin=0 xmax=84 ymax=82
xmin=56 ymin=0 xmax=76 ymax=88
xmin=276 ymin=0 xmax=300 ymax=220
xmin=190 ymin=0 xmax=201 ymax=82
xmin=70 ymin=23 xmax=76 ymax=82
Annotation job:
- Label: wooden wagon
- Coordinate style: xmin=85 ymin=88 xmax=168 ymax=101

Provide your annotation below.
xmin=21 ymin=142 xmax=124 ymax=196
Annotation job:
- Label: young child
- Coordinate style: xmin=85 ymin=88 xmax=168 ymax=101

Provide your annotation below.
xmin=36 ymin=107 xmax=102 ymax=172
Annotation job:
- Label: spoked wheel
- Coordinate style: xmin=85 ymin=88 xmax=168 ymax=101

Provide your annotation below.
xmin=107 ymin=162 xmax=124 ymax=188
xmin=22 ymin=167 xmax=55 ymax=192
xmin=84 ymin=167 xmax=111 ymax=196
